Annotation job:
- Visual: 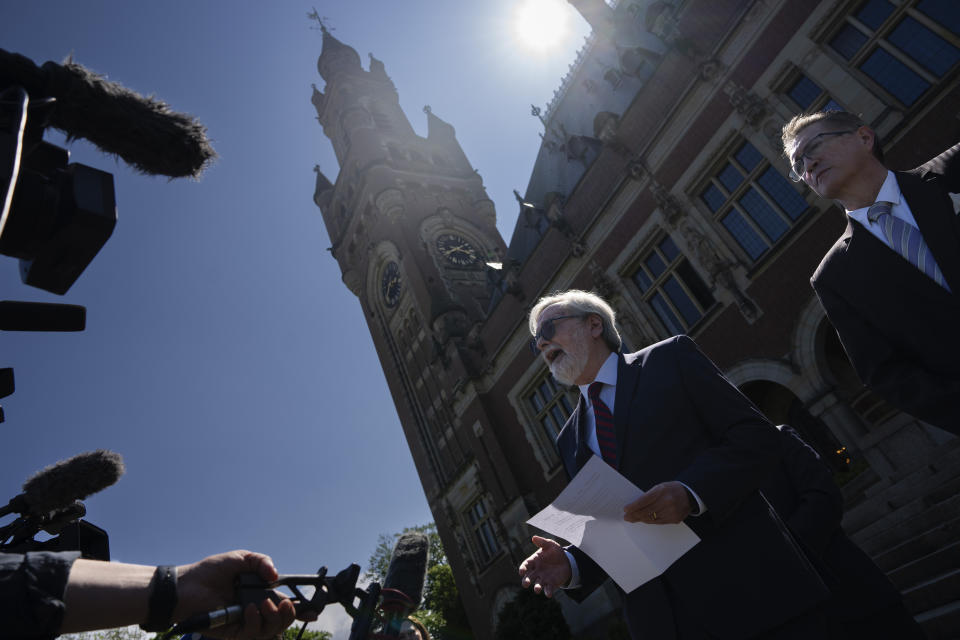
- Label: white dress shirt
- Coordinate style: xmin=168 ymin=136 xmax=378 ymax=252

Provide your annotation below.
xmin=845 ymin=170 xmax=922 ymax=248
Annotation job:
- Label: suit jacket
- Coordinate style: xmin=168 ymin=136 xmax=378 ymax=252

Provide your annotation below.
xmin=762 ymin=426 xmax=912 ymax=628
xmin=556 ymin=336 xmax=827 ymax=640
xmin=811 ymin=143 xmax=960 ymax=434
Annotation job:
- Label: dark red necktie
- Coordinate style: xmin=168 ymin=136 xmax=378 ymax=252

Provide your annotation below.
xmin=588 ymin=382 xmax=617 ymax=465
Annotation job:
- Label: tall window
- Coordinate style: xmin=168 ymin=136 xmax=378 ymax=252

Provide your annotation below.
xmin=785 ymin=74 xmax=844 ymax=113
xmin=699 ymin=141 xmax=809 ymax=262
xmin=631 ymin=235 xmax=716 ymax=335
xmin=525 ymin=374 xmax=574 ymax=467
xmin=465 ymin=498 xmax=499 ymax=566
xmin=827 ymin=0 xmax=960 ymax=107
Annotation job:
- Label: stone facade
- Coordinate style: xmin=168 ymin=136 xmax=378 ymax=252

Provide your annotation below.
xmin=311 ymin=2 xmax=960 ymax=637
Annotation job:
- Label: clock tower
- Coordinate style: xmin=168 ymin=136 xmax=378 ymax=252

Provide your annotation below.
xmin=310 ymin=28 xmax=525 ymax=628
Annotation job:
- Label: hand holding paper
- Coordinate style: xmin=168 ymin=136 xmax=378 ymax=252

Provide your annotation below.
xmin=526 ymin=456 xmax=700 ymax=593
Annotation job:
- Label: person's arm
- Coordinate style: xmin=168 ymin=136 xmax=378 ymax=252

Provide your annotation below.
xmin=670 ymin=335 xmax=781 ymax=522
xmin=814 ymin=278 xmax=960 ymax=431
xmin=61 ymin=550 xmax=308 ymax=639
xmin=775 ymin=426 xmax=843 ymax=555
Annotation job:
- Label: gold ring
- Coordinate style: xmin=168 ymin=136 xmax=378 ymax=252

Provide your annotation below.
xmin=652 ymin=512 xmax=658 ymax=520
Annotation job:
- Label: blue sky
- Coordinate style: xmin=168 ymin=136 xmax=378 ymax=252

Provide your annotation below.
xmin=0 ymin=2 xmax=589 ymax=635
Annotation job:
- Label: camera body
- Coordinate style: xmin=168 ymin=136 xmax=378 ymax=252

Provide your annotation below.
xmin=0 ymin=85 xmax=116 ymax=295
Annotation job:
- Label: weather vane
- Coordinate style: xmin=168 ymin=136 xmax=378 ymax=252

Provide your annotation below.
xmin=307 ymin=8 xmax=334 ymax=34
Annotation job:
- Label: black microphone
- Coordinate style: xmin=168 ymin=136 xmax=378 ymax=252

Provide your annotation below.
xmin=0 ymin=48 xmax=216 ymax=178
xmin=0 ymin=300 xmax=85 ymax=331
xmin=379 ymin=532 xmax=430 ymax=636
xmin=0 ymin=449 xmax=125 ymax=519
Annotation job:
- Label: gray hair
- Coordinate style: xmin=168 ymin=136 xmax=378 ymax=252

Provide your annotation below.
xmin=528 ymin=289 xmax=622 ymax=352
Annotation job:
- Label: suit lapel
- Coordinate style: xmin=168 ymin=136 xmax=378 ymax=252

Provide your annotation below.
xmin=898 ymin=171 xmax=960 ymax=292
xmin=613 ymin=353 xmax=643 ymax=470
xmin=842 ymin=214 xmax=958 ymax=307
xmin=571 ymin=397 xmax=593 ymax=472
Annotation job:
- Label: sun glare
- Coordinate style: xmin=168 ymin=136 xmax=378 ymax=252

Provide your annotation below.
xmin=513 ymin=0 xmax=570 ymax=53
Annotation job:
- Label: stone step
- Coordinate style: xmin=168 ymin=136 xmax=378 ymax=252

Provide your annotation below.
xmin=854 ymin=491 xmax=960 ymax=558
xmin=915 ymin=599 xmax=960 ymax=640
xmin=888 ymin=540 xmax=960 ymax=591
xmin=843 ymin=450 xmax=960 ymax=538
xmin=903 ymin=567 xmax=960 ymax=615
xmin=874 ymin=515 xmax=960 ymax=574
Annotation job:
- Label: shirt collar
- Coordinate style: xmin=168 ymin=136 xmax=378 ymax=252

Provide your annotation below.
xmin=846 ymin=170 xmax=901 ymax=215
xmin=578 ymin=351 xmax=619 ymax=401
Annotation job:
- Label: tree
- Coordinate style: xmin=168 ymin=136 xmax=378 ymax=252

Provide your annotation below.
xmin=366 ymin=522 xmax=472 ymax=640
xmin=282 ymin=626 xmax=332 ymax=640
xmin=494 ymin=588 xmax=571 ymax=640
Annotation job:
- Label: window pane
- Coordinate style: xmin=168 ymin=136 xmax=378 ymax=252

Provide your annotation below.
xmin=757 ymin=167 xmax=808 ymax=220
xmin=735 ymin=142 xmax=763 ymax=172
xmin=676 ymin=260 xmax=715 ymax=311
xmin=830 ymin=23 xmax=869 ymax=59
xmin=739 ymin=188 xmax=789 ymax=241
xmin=855 ymin=0 xmax=895 ymax=30
xmin=538 ymin=381 xmax=552 ymax=404
xmin=917 ymin=0 xmax=960 ymax=36
xmin=718 ymin=164 xmax=743 ymax=192
xmin=860 ymin=47 xmax=931 ymax=105
xmin=650 ymin=292 xmax=684 ymax=335
xmin=663 ymin=275 xmax=703 ymax=326
xmin=551 ymin=405 xmax=567 ymax=430
xmin=480 ymin=521 xmax=498 ymax=556
xmin=540 ymin=415 xmax=557 ymax=441
xmin=633 ymin=267 xmax=653 ymax=293
xmin=701 ymin=184 xmax=726 ymax=213
xmin=788 ymin=76 xmax=823 ymax=110
xmin=824 ymin=98 xmax=844 ymax=111
xmin=658 ymin=235 xmax=680 ymax=262
xmin=722 ymin=210 xmax=768 ymax=260
xmin=889 ymin=16 xmax=960 ymax=76
xmin=530 ymin=392 xmax=544 ymax=412
xmin=645 ymin=252 xmax=667 ymax=278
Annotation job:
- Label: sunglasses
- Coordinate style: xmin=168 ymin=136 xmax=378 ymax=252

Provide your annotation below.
xmin=529 ymin=314 xmax=586 ymax=355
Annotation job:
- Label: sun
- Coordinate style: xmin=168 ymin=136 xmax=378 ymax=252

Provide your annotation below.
xmin=513 ymin=0 xmax=571 ymax=53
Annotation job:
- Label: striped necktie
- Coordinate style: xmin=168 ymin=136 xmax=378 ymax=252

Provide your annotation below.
xmin=867 ymin=201 xmax=951 ymax=292
xmin=588 ymin=382 xmax=617 ymax=465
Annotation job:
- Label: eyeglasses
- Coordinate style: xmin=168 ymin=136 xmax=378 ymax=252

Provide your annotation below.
xmin=529 ymin=314 xmax=585 ymax=355
xmin=788 ymin=129 xmax=856 ymax=181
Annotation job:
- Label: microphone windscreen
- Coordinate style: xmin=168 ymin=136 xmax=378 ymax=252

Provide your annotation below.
xmin=22 ymin=449 xmax=125 ymax=515
xmin=41 ymin=59 xmax=217 ymax=178
xmin=0 ymin=301 xmax=85 ymax=331
xmin=383 ymin=532 xmax=430 ymax=609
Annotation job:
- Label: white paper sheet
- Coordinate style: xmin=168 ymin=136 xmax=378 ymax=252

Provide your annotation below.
xmin=527 ymin=455 xmax=700 ymax=592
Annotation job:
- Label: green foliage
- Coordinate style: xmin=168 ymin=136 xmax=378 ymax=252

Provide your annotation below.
xmin=282 ymin=626 xmax=332 ymax=640
xmin=60 ymin=627 xmax=150 ymax=640
xmin=494 ymin=589 xmax=571 ymax=640
xmin=366 ymin=522 xmax=472 ymax=640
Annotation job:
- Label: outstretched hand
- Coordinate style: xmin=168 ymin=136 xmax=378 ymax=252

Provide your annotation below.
xmin=623 ymin=481 xmax=693 ymax=524
xmin=518 ymin=535 xmax=572 ymax=598
xmin=176 ymin=550 xmax=316 ymax=640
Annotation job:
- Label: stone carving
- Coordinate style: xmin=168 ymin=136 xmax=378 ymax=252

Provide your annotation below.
xmin=375 ymin=187 xmax=405 ymax=221
xmin=723 ymin=81 xmax=769 ymax=128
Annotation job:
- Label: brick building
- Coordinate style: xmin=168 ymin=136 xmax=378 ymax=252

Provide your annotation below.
xmin=310 ymin=1 xmax=960 ymax=637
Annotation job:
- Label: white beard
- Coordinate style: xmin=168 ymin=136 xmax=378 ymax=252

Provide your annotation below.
xmin=547 ymin=323 xmax=589 ymax=386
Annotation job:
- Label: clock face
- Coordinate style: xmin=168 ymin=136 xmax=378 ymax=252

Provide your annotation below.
xmin=381 ymin=261 xmax=401 ymax=308
xmin=436 ymin=233 xmax=479 ymax=266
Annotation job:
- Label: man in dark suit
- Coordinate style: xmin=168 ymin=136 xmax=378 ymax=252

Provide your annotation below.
xmin=517 ymin=290 xmax=827 ymax=639
xmin=781 ymin=110 xmax=960 ymax=434
xmin=763 ymin=425 xmax=925 ymax=639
